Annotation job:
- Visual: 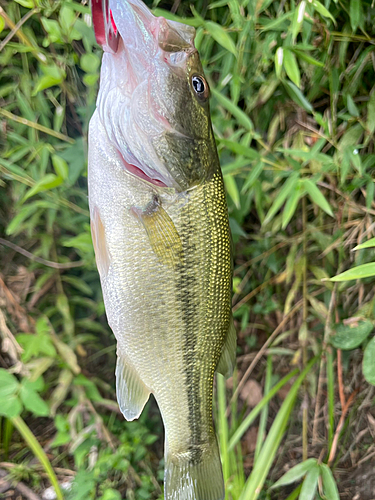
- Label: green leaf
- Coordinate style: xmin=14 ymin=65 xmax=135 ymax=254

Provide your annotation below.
xmin=23 ymin=174 xmax=63 ymax=201
xmin=283 ymin=80 xmax=313 ymax=113
xmin=291 ymin=1 xmax=306 ymax=41
xmin=14 ymin=0 xmax=34 ymax=7
xmin=330 ymin=263 xmax=375 ymax=281
xmin=367 ymin=93 xmax=375 ymax=135
xmin=0 ymin=369 xmax=19 ymax=399
xmin=303 ymin=179 xmax=333 ymax=216
xmin=239 ymin=359 xmax=317 ymax=500
xmin=205 ymin=21 xmax=237 ymax=56
xmin=80 ymin=53 xmax=100 ymax=73
xmin=271 ymin=459 xmax=317 ymax=489
xmin=219 ymin=139 xmax=260 ymax=160
xmin=20 ymin=386 xmax=50 ymax=417
xmin=242 ymin=162 xmax=264 ymax=193
xmin=330 ymin=320 xmax=373 ymax=350
xmin=350 ymin=0 xmax=363 ymax=32
xmin=347 ymin=95 xmax=359 ymax=117
xmin=282 ymin=181 xmax=302 ymax=229
xmin=283 ymin=49 xmax=300 ymax=87
xmin=224 ymin=175 xmax=240 ymax=209
xmin=320 ymin=464 xmax=340 ymax=500
xmin=52 ymin=155 xmax=69 ymax=180
xmin=275 ymin=47 xmax=283 ymax=79
xmin=312 ymin=1 xmax=336 ymax=24
xmin=299 ymin=464 xmax=320 ymax=500
xmin=363 ymin=337 xmax=375 ymax=385
xmin=212 ymin=88 xmax=254 ymax=131
xmin=0 ymin=395 xmax=22 ymax=418
xmin=16 ymin=331 xmax=56 ymax=362
xmin=354 ymin=237 xmax=375 ymax=250
xmin=264 ymin=173 xmax=299 ymax=225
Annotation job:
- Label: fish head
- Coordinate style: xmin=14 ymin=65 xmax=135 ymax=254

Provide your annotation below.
xmin=96 ymin=0 xmax=218 ymax=191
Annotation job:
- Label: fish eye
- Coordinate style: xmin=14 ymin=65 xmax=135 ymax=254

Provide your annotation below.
xmin=191 ymin=75 xmax=209 ymax=101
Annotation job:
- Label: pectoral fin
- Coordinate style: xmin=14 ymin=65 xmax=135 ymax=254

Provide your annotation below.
xmin=216 ymin=316 xmax=236 ymax=378
xmin=131 ymin=196 xmax=183 ymax=268
xmin=91 ymin=207 xmax=110 ymax=277
xmin=116 ymin=355 xmax=151 ymax=421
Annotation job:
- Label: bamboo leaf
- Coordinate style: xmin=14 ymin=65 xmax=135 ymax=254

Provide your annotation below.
xmin=264 ymin=173 xmax=300 ymax=225
xmin=354 ymin=237 xmax=375 ymax=250
xmin=303 ymin=179 xmax=333 ymax=216
xmin=320 ymin=464 xmax=340 ymax=500
xmin=212 ymin=88 xmax=254 ymax=131
xmin=282 ymin=181 xmax=302 ymax=228
xmin=205 ymin=21 xmax=237 ymax=56
xmin=224 ymin=174 xmax=240 ymax=209
xmin=291 ymin=1 xmax=306 ymax=41
xmin=299 ymin=464 xmax=320 ymax=500
xmin=271 ymin=459 xmax=317 ymax=489
xmin=283 ymin=49 xmax=301 ymax=87
xmin=239 ymin=359 xmax=317 ymax=500
xmin=312 ymin=0 xmax=336 ymax=24
xmin=350 ymin=0 xmax=363 ymax=32
xmin=330 ymin=263 xmax=375 ymax=281
xmin=283 ymin=80 xmax=313 ymax=112
xmin=363 ymin=337 xmax=375 ymax=385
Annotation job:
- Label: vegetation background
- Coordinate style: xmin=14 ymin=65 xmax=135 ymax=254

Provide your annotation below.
xmin=1 ymin=0 xmax=375 ymax=499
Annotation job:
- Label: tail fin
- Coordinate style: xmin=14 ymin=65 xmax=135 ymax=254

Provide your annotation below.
xmin=164 ymin=435 xmax=224 ymax=500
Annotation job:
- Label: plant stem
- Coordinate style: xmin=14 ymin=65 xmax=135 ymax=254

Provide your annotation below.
xmin=11 ymin=416 xmax=64 ymax=500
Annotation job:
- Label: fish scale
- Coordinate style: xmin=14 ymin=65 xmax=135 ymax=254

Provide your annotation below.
xmin=88 ymin=1 xmax=235 ymax=498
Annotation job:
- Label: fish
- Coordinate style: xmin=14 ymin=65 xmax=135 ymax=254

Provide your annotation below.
xmin=88 ymin=1 xmax=236 ymax=499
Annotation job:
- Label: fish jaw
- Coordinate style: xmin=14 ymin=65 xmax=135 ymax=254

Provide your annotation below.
xmin=95 ymin=0 xmax=219 ymax=191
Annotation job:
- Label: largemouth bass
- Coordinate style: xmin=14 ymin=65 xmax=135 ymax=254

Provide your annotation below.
xmin=88 ymin=1 xmax=236 ymax=498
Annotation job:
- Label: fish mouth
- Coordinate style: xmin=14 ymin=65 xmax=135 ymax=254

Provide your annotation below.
xmin=116 ymin=147 xmax=168 ymax=188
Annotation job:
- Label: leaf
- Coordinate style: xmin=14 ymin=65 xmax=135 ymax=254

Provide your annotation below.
xmin=23 ymin=174 xmax=63 ymax=201
xmin=242 ymin=162 xmax=264 ymax=193
xmin=299 ymin=464 xmax=320 ymax=500
xmin=14 ymin=0 xmax=34 ymax=7
xmin=264 ymin=173 xmax=299 ymax=225
xmin=17 ymin=333 xmax=56 ymax=362
xmin=367 ymin=93 xmax=375 ymax=135
xmin=330 ymin=320 xmax=373 ymax=350
xmin=350 ymin=0 xmax=363 ymax=32
xmin=282 ymin=181 xmax=302 ymax=228
xmin=219 ymin=139 xmax=260 ymax=160
xmin=283 ymin=49 xmax=300 ymax=87
xmin=212 ymin=88 xmax=254 ymax=131
xmin=271 ymin=459 xmax=317 ymax=488
xmin=275 ymin=47 xmax=283 ymax=79
xmin=312 ymin=1 xmax=336 ymax=24
xmin=205 ymin=21 xmax=237 ymax=56
xmin=320 ymin=464 xmax=340 ymax=500
xmin=0 ymin=369 xmax=19 ymax=399
xmin=52 ymin=155 xmax=69 ymax=180
xmin=363 ymin=337 xmax=375 ymax=385
xmin=347 ymin=95 xmax=359 ymax=117
xmin=330 ymin=263 xmax=375 ymax=281
xmin=0 ymin=395 xmax=22 ymax=418
xmin=354 ymin=237 xmax=375 ymax=250
xmin=303 ymin=179 xmax=333 ymax=216
xmin=20 ymin=385 xmax=50 ymax=417
xmin=291 ymin=1 xmax=306 ymax=41
xmin=224 ymin=175 xmax=240 ymax=209
xmin=283 ymin=80 xmax=313 ymax=113
xmin=80 ymin=53 xmax=100 ymax=73
xmin=238 ymin=359 xmax=317 ymax=500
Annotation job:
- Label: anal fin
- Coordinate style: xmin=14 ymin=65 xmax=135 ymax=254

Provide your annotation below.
xmin=116 ymin=355 xmax=151 ymax=421
xmin=216 ymin=316 xmax=236 ymax=378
